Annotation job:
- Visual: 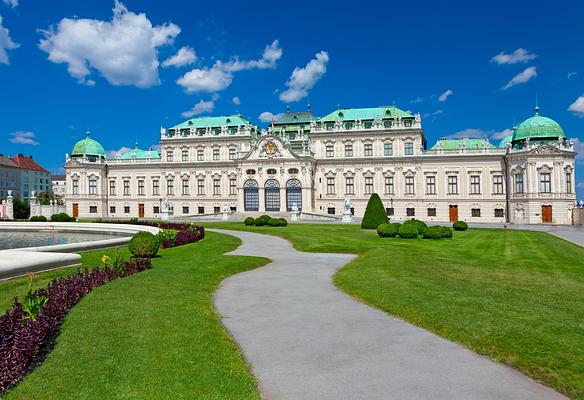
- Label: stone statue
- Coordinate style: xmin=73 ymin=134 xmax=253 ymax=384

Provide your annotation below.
xmin=344 ymin=196 xmax=350 ymax=213
xmin=223 ymin=203 xmax=229 ymax=213
xmin=160 ymin=127 xmax=166 ymax=136
xmin=291 ymin=202 xmax=299 ymax=213
xmin=162 ymin=198 xmax=172 ymax=212
xmin=355 ymin=118 xmax=362 ymax=129
xmin=310 ymin=120 xmax=317 ymax=130
xmin=65 ymin=153 xmax=70 ymax=161
xmin=396 ymin=115 xmax=402 ymax=126
xmin=415 ymin=113 xmax=421 ymax=124
xmin=335 ymin=118 xmax=343 ymax=130
xmin=374 ymin=116 xmax=382 ymax=127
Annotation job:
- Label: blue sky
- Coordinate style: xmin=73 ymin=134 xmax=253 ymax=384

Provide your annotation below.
xmin=1 ymin=0 xmax=583 ymax=197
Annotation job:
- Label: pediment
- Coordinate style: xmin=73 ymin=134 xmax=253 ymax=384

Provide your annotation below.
xmin=527 ymin=144 xmax=564 ymax=156
xmin=241 ymin=135 xmax=301 ymax=161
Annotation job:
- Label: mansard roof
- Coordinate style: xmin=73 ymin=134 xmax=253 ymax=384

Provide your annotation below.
xmin=430 ymin=137 xmax=496 ymax=151
xmin=117 ymin=143 xmax=161 ymax=160
xmin=319 ymin=106 xmax=413 ymax=123
xmin=275 ymin=111 xmax=316 ymax=125
xmin=169 ymin=114 xmax=255 ymax=130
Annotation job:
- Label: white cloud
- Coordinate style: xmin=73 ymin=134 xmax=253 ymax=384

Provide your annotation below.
xmin=181 ymin=99 xmax=214 ymax=118
xmin=258 ymin=111 xmax=283 ymax=123
xmin=232 ymin=96 xmax=240 ymax=105
xmin=176 ymin=40 xmax=282 ymax=93
xmin=410 ymin=97 xmax=423 ymax=104
xmin=445 ymin=127 xmax=513 ymax=141
xmin=279 ymin=51 xmax=329 ymax=103
xmin=502 ymin=66 xmax=537 ymax=90
xmin=491 ymin=48 xmax=537 ymax=65
xmin=2 ymin=0 xmax=18 ymax=8
xmin=0 ymin=15 xmax=19 ymax=64
xmin=9 ymin=131 xmax=38 ymax=145
xmin=567 ymin=72 xmax=578 ymax=79
xmin=162 ymin=46 xmax=196 ymax=68
xmin=38 ymin=1 xmax=180 ymax=88
xmin=423 ymin=109 xmax=443 ymax=119
xmin=106 ymin=146 xmax=132 ymax=159
xmin=568 ymin=96 xmax=584 ymax=117
xmin=438 ymin=89 xmax=453 ymax=102
xmin=573 ymin=138 xmax=584 ymax=165
xmin=491 ymin=128 xmax=513 ymax=140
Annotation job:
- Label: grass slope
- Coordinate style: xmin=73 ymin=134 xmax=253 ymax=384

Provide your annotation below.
xmin=2 ymin=231 xmax=267 ymax=400
xmin=205 ymin=222 xmax=584 ymax=399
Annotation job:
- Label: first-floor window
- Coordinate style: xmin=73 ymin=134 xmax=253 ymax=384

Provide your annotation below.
xmin=427 ymin=208 xmax=436 ymax=217
xmin=385 ymin=176 xmax=394 ymax=194
xmin=123 ymin=180 xmax=130 ymax=195
xmin=406 ymin=207 xmax=415 ymax=216
xmin=229 ymin=148 xmax=236 ymax=160
xmin=152 ymin=180 xmax=160 ymax=195
xmin=566 ymin=172 xmax=572 ymax=193
xmin=153 ymin=206 xmax=160 ymax=214
xmin=197 ymin=149 xmax=204 ymax=161
xmin=345 ymin=143 xmax=353 ymax=157
xmin=470 ymin=175 xmax=481 ymax=194
xmin=109 ymin=180 xmax=116 ymax=195
xmin=124 ymin=206 xmax=130 ymax=213
xmin=167 ymin=180 xmax=174 ymax=195
xmin=89 ymin=205 xmax=97 ymax=213
xmin=365 ymin=177 xmax=373 ymax=194
xmin=493 ymin=175 xmax=504 ymax=194
xmin=404 ymin=142 xmax=414 ymax=155
xmin=110 ymin=206 xmax=116 ymax=214
xmin=213 ymin=148 xmax=220 ymax=160
xmin=213 ymin=178 xmax=221 ymax=195
xmin=198 ymin=206 xmax=205 ymax=214
xmin=326 ymin=177 xmax=335 ymax=194
xmin=426 ymin=176 xmax=436 ymax=194
xmin=229 ymin=178 xmax=237 ymax=195
xmin=386 ymin=207 xmax=394 ymax=216
xmin=72 ymin=179 xmax=79 ymax=195
xmin=166 ymin=149 xmax=174 ymax=162
xmin=182 ymin=206 xmax=189 ymax=214
xmin=495 ymin=208 xmax=504 ymax=218
xmin=448 ymin=175 xmax=458 ymax=194
xmin=197 ymin=179 xmax=205 ymax=195
xmin=384 ymin=142 xmax=393 ymax=157
xmin=138 ymin=180 xmax=145 ymax=195
xmin=364 ymin=143 xmax=373 ymax=156
xmin=471 ymin=208 xmax=481 ymax=217
xmin=405 ymin=176 xmax=415 ymax=194
xmin=540 ymin=173 xmax=551 ymax=193
xmin=346 ymin=177 xmax=354 ymax=195
xmin=326 ymin=144 xmax=334 ymax=158
xmin=515 ymin=174 xmax=524 ymax=194
xmin=89 ymin=179 xmax=97 ymax=195
xmin=182 ymin=179 xmax=189 ymax=195
xmin=182 ymin=149 xmax=188 ymax=162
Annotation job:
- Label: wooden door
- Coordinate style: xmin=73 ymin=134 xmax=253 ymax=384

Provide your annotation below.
xmin=138 ymin=203 xmax=145 ymax=218
xmin=541 ymin=205 xmax=552 ymax=223
xmin=72 ymin=203 xmax=79 ymax=218
xmin=449 ymin=205 xmax=458 ymax=222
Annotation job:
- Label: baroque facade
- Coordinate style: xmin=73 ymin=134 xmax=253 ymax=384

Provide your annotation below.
xmin=64 ymin=105 xmax=577 ymax=224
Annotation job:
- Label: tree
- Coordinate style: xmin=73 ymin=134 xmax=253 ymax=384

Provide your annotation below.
xmin=361 ymin=193 xmax=388 ymax=229
xmin=37 ymin=191 xmax=64 ymax=205
xmin=13 ymin=198 xmax=30 ymax=220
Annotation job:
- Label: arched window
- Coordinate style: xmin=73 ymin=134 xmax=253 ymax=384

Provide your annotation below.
xmin=265 ymin=179 xmax=280 ymax=188
xmin=264 ymin=179 xmax=280 ymax=211
xmin=286 ymin=179 xmax=302 ymax=211
xmin=243 ymin=179 xmax=259 ymax=211
xmin=244 ymin=179 xmax=258 ymax=188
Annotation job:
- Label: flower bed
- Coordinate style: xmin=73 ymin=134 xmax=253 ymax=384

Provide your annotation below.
xmin=100 ymin=220 xmax=205 ymax=248
xmin=0 ymin=258 xmax=151 ymax=394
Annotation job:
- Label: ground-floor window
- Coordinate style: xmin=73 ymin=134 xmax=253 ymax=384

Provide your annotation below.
xmin=406 ymin=207 xmax=415 ymax=217
xmin=327 ymin=207 xmax=335 ymax=215
xmin=494 ymin=208 xmax=504 ymax=218
xmin=471 ymin=208 xmax=481 ymax=217
xmin=90 ymin=205 xmax=97 ymax=213
xmin=386 ymin=207 xmax=394 ymax=216
xmin=350 ymin=207 xmax=355 ymax=216
xmin=153 ymin=206 xmax=160 ymax=214
xmin=198 ymin=206 xmax=205 ymax=214
xmin=124 ymin=206 xmax=130 ymax=213
xmin=110 ymin=206 xmax=116 ymax=214
xmin=214 ymin=206 xmax=221 ymax=213
xmin=427 ymin=208 xmax=436 ymax=217
xmin=182 ymin=206 xmax=189 ymax=214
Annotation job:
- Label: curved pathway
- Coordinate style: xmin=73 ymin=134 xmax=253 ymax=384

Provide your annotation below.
xmin=213 ymin=229 xmax=567 ymax=400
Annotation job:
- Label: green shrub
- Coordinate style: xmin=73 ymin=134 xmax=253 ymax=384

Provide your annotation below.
xmin=453 ymin=220 xmax=468 ymax=231
xmin=377 ymin=223 xmax=399 ymax=238
xmin=270 ymin=218 xmax=287 ymax=226
xmin=254 ymin=214 xmax=272 ymax=226
xmin=422 ymin=226 xmax=445 ymax=239
xmin=29 ymin=215 xmax=47 ymax=222
xmin=361 ymin=193 xmax=388 ymax=229
xmin=244 ymin=217 xmax=255 ymax=226
xmin=50 ymin=212 xmax=75 ymax=222
xmin=398 ymin=223 xmax=419 ymax=239
xmin=408 ymin=219 xmax=427 ymax=234
xmin=128 ymin=231 xmax=160 ymax=258
xmin=156 ymin=229 xmax=178 ymax=248
xmin=441 ymin=226 xmax=453 ymax=238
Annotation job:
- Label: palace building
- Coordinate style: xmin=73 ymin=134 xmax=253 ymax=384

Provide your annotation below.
xmin=64 ymin=104 xmax=577 ymax=224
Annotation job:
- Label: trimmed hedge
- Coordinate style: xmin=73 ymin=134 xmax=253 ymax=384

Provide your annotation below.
xmin=422 ymin=226 xmax=453 ymax=239
xmin=245 ymin=215 xmax=287 ymax=227
xmin=441 ymin=226 xmax=453 ymax=238
xmin=408 ymin=219 xmax=427 ymax=234
xmin=377 ymin=223 xmax=400 ymax=238
xmin=267 ymin=217 xmax=287 ymax=227
xmin=254 ymin=215 xmax=272 ymax=226
xmin=50 ymin=213 xmax=76 ymax=222
xmin=29 ymin=216 xmax=47 ymax=222
xmin=398 ymin=223 xmax=419 ymax=239
xmin=244 ymin=217 xmax=255 ymax=226
xmin=128 ymin=231 xmax=160 ymax=258
xmin=453 ymin=221 xmax=469 ymax=231
xmin=361 ymin=193 xmax=388 ymax=229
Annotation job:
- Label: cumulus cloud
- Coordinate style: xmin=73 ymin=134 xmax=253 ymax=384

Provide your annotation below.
xmin=491 ymin=48 xmax=537 ymax=65
xmin=9 ymin=131 xmax=38 ymax=145
xmin=279 ymin=51 xmax=329 ymax=103
xmin=491 ymin=128 xmax=513 ymax=140
xmin=0 ymin=15 xmax=19 ymax=64
xmin=106 ymin=146 xmax=132 ymax=159
xmin=438 ymin=89 xmax=453 ymax=102
xmin=423 ymin=109 xmax=443 ymax=119
xmin=567 ymin=72 xmax=578 ymax=79
xmin=410 ymin=97 xmax=423 ymax=104
xmin=445 ymin=127 xmax=513 ymax=141
xmin=176 ymin=40 xmax=282 ymax=93
xmin=162 ymin=46 xmax=196 ymax=68
xmin=232 ymin=96 xmax=240 ymax=105
xmin=181 ymin=99 xmax=214 ymax=118
xmin=38 ymin=1 xmax=180 ymax=88
xmin=258 ymin=111 xmax=283 ymax=123
xmin=573 ymin=138 xmax=584 ymax=165
xmin=568 ymin=96 xmax=584 ymax=117
xmin=2 ymin=0 xmax=18 ymax=8
xmin=502 ymin=66 xmax=537 ymax=90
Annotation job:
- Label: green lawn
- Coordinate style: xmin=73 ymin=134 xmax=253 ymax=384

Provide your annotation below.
xmin=205 ymin=222 xmax=584 ymax=399
xmin=1 ymin=232 xmax=267 ymax=400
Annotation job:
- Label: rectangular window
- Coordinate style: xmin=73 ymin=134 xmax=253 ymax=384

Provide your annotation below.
xmin=540 ymin=173 xmax=551 ymax=193
xmin=404 ymin=142 xmax=414 ymax=155
xmin=346 ymin=177 xmax=354 ymax=195
xmin=197 ymin=149 xmax=204 ymax=161
xmin=213 ymin=148 xmax=220 ymax=161
xmin=229 ymin=178 xmax=237 ymax=195
xmin=327 ymin=207 xmax=336 ymax=215
xmin=153 ymin=206 xmax=160 ymax=214
xmin=493 ymin=175 xmax=504 ymax=194
xmin=470 ymin=175 xmax=481 ymax=194
xmin=166 ymin=149 xmax=173 ymax=162
xmin=364 ymin=143 xmax=373 ymax=157
xmin=427 ymin=208 xmax=436 ymax=217
xmin=152 ymin=179 xmax=160 ymax=196
xmin=345 ymin=143 xmax=353 ymax=157
xmin=89 ymin=205 xmax=97 ymax=213
xmin=214 ymin=206 xmax=221 ymax=213
xmin=89 ymin=179 xmax=97 ymax=195
xmin=566 ymin=172 xmax=572 ymax=193
xmin=326 ymin=144 xmax=334 ymax=158
xmin=426 ymin=176 xmax=436 ymax=194
xmin=109 ymin=206 xmax=116 ymax=214
xmin=135 ymin=180 xmax=143 ymax=196
xmin=213 ymin=178 xmax=221 ymax=195
xmin=124 ymin=206 xmax=130 ymax=214
xmin=405 ymin=176 xmax=415 ymax=194
xmin=326 ymin=177 xmax=335 ymax=194
xmin=109 ymin=180 xmax=116 ymax=195
xmin=182 ymin=206 xmax=189 ymax=214
xmin=198 ymin=206 xmax=205 ymax=214
xmin=494 ymin=208 xmax=504 ymax=218
xmin=182 ymin=179 xmax=189 ymax=195
xmin=197 ymin=179 xmax=205 ymax=195
xmin=365 ymin=177 xmax=373 ymax=194
xmin=181 ymin=149 xmax=188 ymax=162
xmin=167 ymin=180 xmax=174 ymax=195
xmin=471 ymin=208 xmax=481 ymax=217
xmin=229 ymin=148 xmax=236 ymax=160
xmin=384 ymin=143 xmax=393 ymax=156
xmin=406 ymin=207 xmax=415 ymax=216
xmin=385 ymin=176 xmax=394 ymax=194
xmin=386 ymin=207 xmax=394 ymax=216
xmin=123 ymin=180 xmax=130 ymax=195
xmin=515 ymin=174 xmax=524 ymax=194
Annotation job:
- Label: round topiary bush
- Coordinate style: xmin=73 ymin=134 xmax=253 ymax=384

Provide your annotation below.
xmin=275 ymin=218 xmax=288 ymax=226
xmin=128 ymin=231 xmax=160 ymax=258
xmin=29 ymin=215 xmax=47 ymax=222
xmin=377 ymin=223 xmax=399 ymax=238
xmin=453 ymin=220 xmax=468 ymax=231
xmin=244 ymin=217 xmax=256 ymax=226
xmin=409 ymin=219 xmax=427 ymax=234
xmin=441 ymin=226 xmax=453 ymax=238
xmin=398 ymin=223 xmax=419 ymax=239
xmin=422 ymin=226 xmax=446 ymax=239
xmin=50 ymin=212 xmax=75 ymax=222
xmin=361 ymin=193 xmax=388 ymax=229
xmin=254 ymin=215 xmax=272 ymax=226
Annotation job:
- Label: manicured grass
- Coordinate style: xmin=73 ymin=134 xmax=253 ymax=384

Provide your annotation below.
xmin=205 ymin=222 xmax=584 ymax=399
xmin=1 ymin=232 xmax=267 ymax=400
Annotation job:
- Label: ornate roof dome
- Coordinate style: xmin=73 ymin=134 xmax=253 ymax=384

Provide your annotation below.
xmin=498 ymin=133 xmax=513 ymax=148
xmin=71 ymin=132 xmax=106 ymax=158
xmin=118 ymin=143 xmax=160 ymax=160
xmin=513 ymin=107 xmax=565 ymax=142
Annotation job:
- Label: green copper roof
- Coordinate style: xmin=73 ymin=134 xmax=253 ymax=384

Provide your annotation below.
xmin=319 ymin=106 xmax=413 ymax=122
xmin=71 ymin=132 xmax=106 ymax=158
xmin=498 ymin=134 xmax=513 ymax=148
xmin=513 ymin=107 xmax=565 ymax=142
xmin=169 ymin=114 xmax=254 ymax=130
xmin=118 ymin=143 xmax=160 ymax=160
xmin=275 ymin=111 xmax=315 ymax=125
xmin=430 ymin=138 xmax=495 ymax=151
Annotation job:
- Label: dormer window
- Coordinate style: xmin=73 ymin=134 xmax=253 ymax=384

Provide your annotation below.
xmin=226 ymin=118 xmax=231 ymax=123
xmin=364 ymin=121 xmax=372 ymax=129
xmin=188 ymin=121 xmax=193 ymax=126
xmin=338 ymin=112 xmax=344 ymax=118
xmin=385 ymin=109 xmax=391 ymax=116
xmin=383 ymin=120 xmax=392 ymax=128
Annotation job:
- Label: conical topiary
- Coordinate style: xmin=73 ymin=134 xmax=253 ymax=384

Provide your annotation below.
xmin=361 ymin=193 xmax=388 ymax=229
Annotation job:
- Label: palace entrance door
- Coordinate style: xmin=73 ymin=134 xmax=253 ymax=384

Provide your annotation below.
xmin=286 ymin=179 xmax=302 ymax=211
xmin=72 ymin=203 xmax=79 ymax=218
xmin=138 ymin=203 xmax=145 ymax=218
xmin=541 ymin=205 xmax=553 ymax=223
xmin=244 ymin=180 xmax=259 ymax=211
xmin=449 ymin=205 xmax=458 ymax=222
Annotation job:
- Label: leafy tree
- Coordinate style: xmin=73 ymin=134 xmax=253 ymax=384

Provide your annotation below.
xmin=37 ymin=191 xmax=64 ymax=205
xmin=13 ymin=198 xmax=30 ymax=219
xmin=361 ymin=193 xmax=388 ymax=229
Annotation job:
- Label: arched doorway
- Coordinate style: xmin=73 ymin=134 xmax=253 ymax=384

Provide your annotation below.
xmin=243 ymin=179 xmax=259 ymax=211
xmin=265 ymin=179 xmax=280 ymax=211
xmin=286 ymin=179 xmax=302 ymax=211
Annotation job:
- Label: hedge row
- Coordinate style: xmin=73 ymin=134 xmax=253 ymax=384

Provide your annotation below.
xmin=244 ymin=215 xmax=288 ymax=227
xmin=28 ymin=213 xmax=76 ymax=222
xmin=377 ymin=219 xmax=453 ymax=240
xmin=0 ymin=258 xmax=151 ymax=395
